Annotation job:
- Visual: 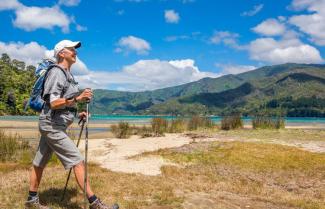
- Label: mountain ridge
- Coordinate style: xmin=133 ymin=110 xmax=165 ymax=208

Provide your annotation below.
xmin=92 ymin=63 xmax=325 ymax=116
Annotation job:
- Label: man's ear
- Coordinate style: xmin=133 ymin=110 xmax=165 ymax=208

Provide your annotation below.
xmin=57 ymin=51 xmax=64 ymax=62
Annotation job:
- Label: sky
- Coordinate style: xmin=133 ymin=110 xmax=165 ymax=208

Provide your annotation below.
xmin=0 ymin=0 xmax=325 ymax=91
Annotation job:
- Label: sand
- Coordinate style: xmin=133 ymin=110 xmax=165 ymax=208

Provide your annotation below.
xmin=76 ymin=132 xmax=325 ymax=176
xmin=78 ymin=134 xmax=192 ymax=176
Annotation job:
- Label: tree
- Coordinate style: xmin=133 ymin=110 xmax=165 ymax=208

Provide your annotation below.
xmin=26 ymin=65 xmax=36 ymax=72
xmin=12 ymin=59 xmax=26 ymax=71
xmin=1 ymin=53 xmax=11 ymax=64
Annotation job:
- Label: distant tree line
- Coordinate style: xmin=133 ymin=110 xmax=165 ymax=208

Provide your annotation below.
xmin=266 ymin=96 xmax=325 ymax=117
xmin=0 ymin=53 xmax=36 ymax=115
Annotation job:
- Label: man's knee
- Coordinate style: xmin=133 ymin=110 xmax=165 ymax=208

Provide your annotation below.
xmin=73 ymin=161 xmax=84 ymax=169
xmin=32 ymin=165 xmax=45 ymax=173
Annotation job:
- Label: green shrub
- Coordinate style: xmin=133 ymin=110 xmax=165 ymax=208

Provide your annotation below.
xmin=111 ymin=122 xmax=131 ymax=138
xmin=188 ymin=115 xmax=214 ymax=131
xmin=221 ymin=114 xmax=243 ymax=130
xmin=252 ymin=116 xmax=285 ymax=129
xmin=151 ymin=118 xmax=168 ymax=136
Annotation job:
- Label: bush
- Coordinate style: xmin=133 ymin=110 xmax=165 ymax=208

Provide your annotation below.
xmin=252 ymin=116 xmax=285 ymax=129
xmin=139 ymin=125 xmax=153 ymax=138
xmin=111 ymin=122 xmax=131 ymax=138
xmin=0 ymin=129 xmax=30 ymax=162
xmin=188 ymin=115 xmax=214 ymax=131
xmin=151 ymin=117 xmax=168 ymax=136
xmin=221 ymin=114 xmax=243 ymax=130
xmin=168 ymin=118 xmax=187 ymax=133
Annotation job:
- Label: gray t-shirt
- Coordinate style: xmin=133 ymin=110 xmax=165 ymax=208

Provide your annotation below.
xmin=40 ymin=66 xmax=80 ymax=126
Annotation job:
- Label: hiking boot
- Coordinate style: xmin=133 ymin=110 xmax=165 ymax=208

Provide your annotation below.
xmin=24 ymin=196 xmax=51 ymax=209
xmin=89 ymin=198 xmax=119 ymax=209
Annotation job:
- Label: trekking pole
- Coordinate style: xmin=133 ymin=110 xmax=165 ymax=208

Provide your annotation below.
xmin=61 ymin=118 xmax=86 ymax=201
xmin=84 ymin=101 xmax=90 ymax=209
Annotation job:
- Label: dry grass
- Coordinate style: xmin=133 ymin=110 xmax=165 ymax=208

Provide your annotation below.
xmin=214 ymin=128 xmax=325 ymax=142
xmin=111 ymin=122 xmax=132 ymax=139
xmin=0 ymin=129 xmax=324 ymax=209
xmin=252 ymin=116 xmax=285 ymax=129
xmin=221 ymin=114 xmax=243 ymax=130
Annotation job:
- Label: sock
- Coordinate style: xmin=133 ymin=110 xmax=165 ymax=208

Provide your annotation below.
xmin=88 ymin=194 xmax=98 ymax=204
xmin=27 ymin=191 xmax=38 ymax=201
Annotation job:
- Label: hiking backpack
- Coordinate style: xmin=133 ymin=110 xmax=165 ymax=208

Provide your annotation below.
xmin=26 ymin=59 xmax=68 ymax=112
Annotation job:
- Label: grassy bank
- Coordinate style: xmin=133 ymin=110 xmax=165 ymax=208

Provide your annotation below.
xmin=0 ymin=133 xmax=324 ymax=209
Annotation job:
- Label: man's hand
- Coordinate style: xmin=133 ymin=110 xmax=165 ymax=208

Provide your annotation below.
xmin=76 ymin=88 xmax=93 ymax=102
xmin=78 ymin=111 xmax=90 ymax=121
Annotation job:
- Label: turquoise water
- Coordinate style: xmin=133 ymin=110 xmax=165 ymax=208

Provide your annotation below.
xmin=0 ymin=115 xmax=325 ymax=125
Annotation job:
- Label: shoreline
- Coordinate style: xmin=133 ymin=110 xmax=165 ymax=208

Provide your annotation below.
xmin=1 ymin=120 xmax=324 ymax=129
xmin=0 ymin=120 xmax=324 ymax=140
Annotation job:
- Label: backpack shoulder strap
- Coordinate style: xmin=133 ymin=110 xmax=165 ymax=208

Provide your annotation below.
xmin=41 ymin=64 xmax=71 ymax=99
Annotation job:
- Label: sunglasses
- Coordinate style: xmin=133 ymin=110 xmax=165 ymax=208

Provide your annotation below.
xmin=63 ymin=47 xmax=78 ymax=54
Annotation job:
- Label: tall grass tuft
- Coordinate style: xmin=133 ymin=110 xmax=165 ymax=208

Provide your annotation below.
xmin=139 ymin=125 xmax=153 ymax=138
xmin=221 ymin=114 xmax=243 ymax=130
xmin=151 ymin=117 xmax=168 ymax=136
xmin=188 ymin=115 xmax=214 ymax=131
xmin=111 ymin=122 xmax=131 ymax=138
xmin=252 ymin=116 xmax=285 ymax=129
xmin=168 ymin=118 xmax=187 ymax=133
xmin=0 ymin=129 xmax=30 ymax=162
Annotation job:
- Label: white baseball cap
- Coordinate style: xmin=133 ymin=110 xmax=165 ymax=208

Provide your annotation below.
xmin=54 ymin=40 xmax=81 ymax=58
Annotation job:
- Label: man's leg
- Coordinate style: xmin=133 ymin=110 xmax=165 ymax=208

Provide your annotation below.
xmin=73 ymin=161 xmax=119 ymax=209
xmin=73 ymin=161 xmax=94 ymax=198
xmin=29 ymin=165 xmax=44 ymax=192
xmin=25 ymin=134 xmax=52 ymax=209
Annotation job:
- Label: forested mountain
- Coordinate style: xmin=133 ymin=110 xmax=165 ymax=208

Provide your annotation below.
xmin=0 ymin=53 xmax=324 ymax=117
xmin=92 ymin=63 xmax=325 ymax=116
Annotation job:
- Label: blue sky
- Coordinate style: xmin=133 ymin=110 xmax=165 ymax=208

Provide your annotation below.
xmin=0 ymin=0 xmax=324 ymax=91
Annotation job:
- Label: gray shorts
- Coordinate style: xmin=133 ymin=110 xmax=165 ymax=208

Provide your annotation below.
xmin=33 ymin=118 xmax=84 ymax=170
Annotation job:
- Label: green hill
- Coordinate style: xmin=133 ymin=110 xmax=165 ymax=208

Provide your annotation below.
xmin=92 ymin=63 xmax=325 ymax=116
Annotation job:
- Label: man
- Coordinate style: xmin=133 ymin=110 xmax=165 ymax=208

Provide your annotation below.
xmin=25 ymin=40 xmax=119 ymax=209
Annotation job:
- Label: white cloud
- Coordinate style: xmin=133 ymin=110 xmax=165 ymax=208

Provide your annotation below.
xmin=248 ymin=37 xmax=323 ymax=64
xmin=58 ymin=0 xmax=81 ymax=7
xmin=0 ymin=41 xmax=217 ymax=91
xmin=122 ymin=59 xmax=219 ymax=90
xmin=289 ymin=0 xmax=325 ymax=46
xmin=0 ymin=0 xmax=22 ymax=10
xmin=0 ymin=1 xmax=83 ymax=33
xmin=216 ymin=63 xmax=257 ymax=75
xmin=76 ymin=24 xmax=87 ymax=31
xmin=164 ymin=10 xmax=180 ymax=24
xmin=252 ymin=18 xmax=286 ymax=36
xmin=0 ymin=41 xmax=48 ymax=66
xmin=241 ymin=4 xmax=264 ymax=17
xmin=116 ymin=36 xmax=151 ymax=55
xmin=13 ymin=6 xmax=70 ymax=32
xmin=164 ymin=32 xmax=201 ymax=42
xmin=210 ymin=31 xmax=242 ymax=49
xmin=165 ymin=35 xmax=189 ymax=42
xmin=289 ymin=0 xmax=325 ymax=11
xmin=0 ymin=41 xmax=89 ymax=75
xmin=77 ymin=59 xmax=219 ymax=91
